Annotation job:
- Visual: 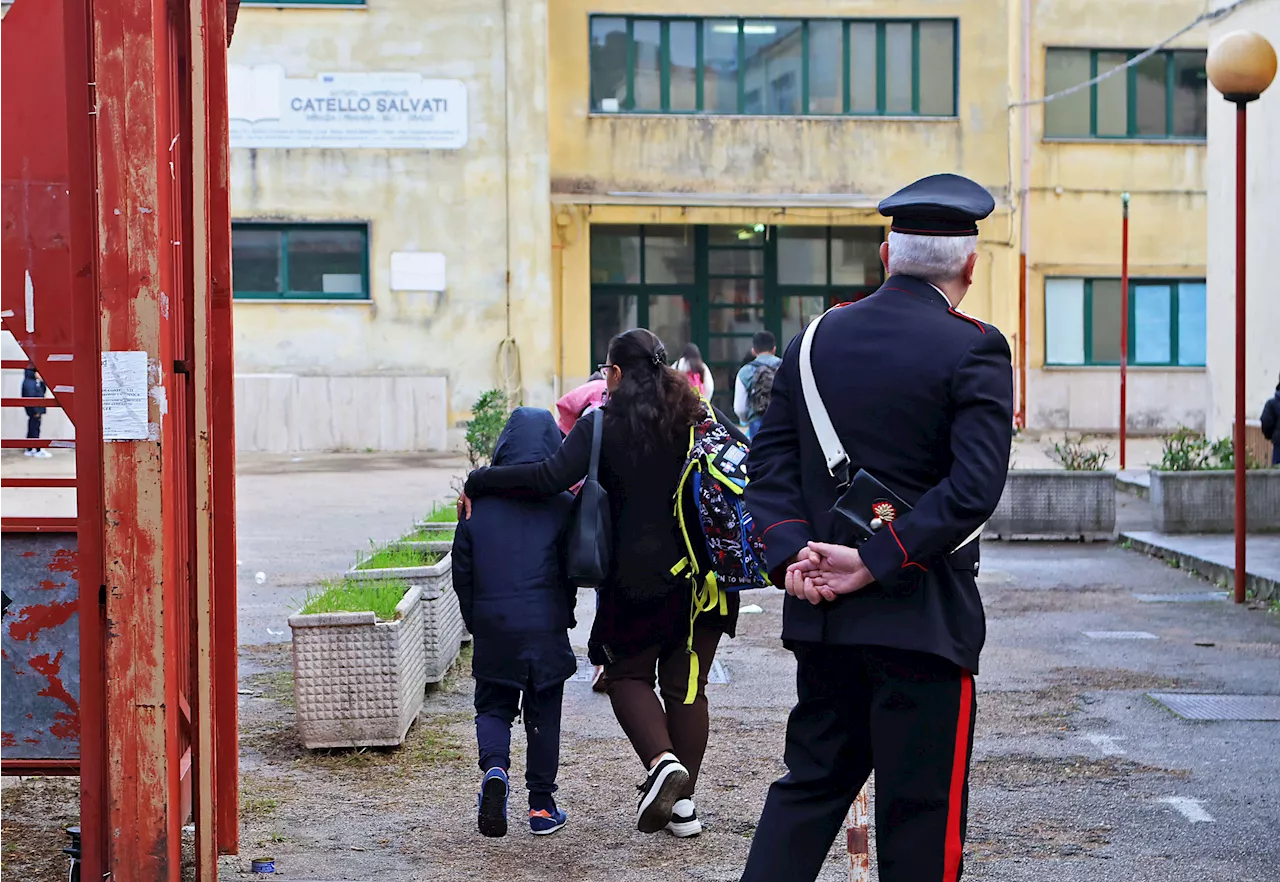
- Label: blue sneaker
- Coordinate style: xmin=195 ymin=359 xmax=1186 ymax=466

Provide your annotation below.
xmin=528 ymin=803 xmax=568 ymax=836
xmin=478 ymin=768 xmax=509 ymax=838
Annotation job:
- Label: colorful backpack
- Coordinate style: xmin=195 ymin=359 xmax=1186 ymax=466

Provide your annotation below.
xmin=670 ymin=412 xmax=771 ymax=702
xmin=672 ymin=413 xmax=771 ymax=596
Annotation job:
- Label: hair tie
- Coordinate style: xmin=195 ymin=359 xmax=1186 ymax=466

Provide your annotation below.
xmin=651 ymin=347 xmax=667 ymax=367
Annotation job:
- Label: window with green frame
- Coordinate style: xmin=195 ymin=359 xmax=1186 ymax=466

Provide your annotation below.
xmin=232 ymin=222 xmax=370 ymax=300
xmin=589 ymin=16 xmax=957 ymax=117
xmin=1044 ymin=48 xmax=1207 ymax=139
xmin=1044 ymin=278 xmax=1206 ymax=367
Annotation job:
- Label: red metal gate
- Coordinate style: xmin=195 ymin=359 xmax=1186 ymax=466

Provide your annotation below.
xmin=2 ymin=0 xmax=239 ymax=878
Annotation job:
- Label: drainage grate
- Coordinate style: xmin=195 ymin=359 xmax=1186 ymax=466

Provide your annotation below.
xmin=1148 ymin=693 xmax=1280 ymax=721
xmin=1134 ymin=592 xmax=1229 ymax=603
xmin=1084 ymin=631 xmax=1158 ymax=640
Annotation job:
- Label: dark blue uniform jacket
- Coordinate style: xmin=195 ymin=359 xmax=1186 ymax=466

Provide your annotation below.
xmin=744 ymin=274 xmax=1014 ymax=673
xmin=452 ymin=408 xmax=578 ymax=691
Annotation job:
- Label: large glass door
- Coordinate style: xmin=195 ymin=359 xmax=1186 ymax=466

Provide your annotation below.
xmin=589 ymin=223 xmax=885 ymax=416
xmin=705 ymin=225 xmax=767 ymax=413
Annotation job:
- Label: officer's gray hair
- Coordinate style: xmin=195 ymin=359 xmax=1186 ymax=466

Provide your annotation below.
xmin=886 ymin=232 xmax=977 ymax=284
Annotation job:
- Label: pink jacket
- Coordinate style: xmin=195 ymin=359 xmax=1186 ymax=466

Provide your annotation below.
xmin=555 ymin=379 xmax=607 ymax=436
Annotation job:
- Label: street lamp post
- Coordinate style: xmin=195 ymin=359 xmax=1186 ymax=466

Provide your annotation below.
xmin=1206 ymin=31 xmax=1276 ymax=604
xmin=1120 ymin=192 xmax=1130 ymax=471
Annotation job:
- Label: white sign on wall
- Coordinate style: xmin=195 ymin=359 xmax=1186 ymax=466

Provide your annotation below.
xmin=228 ymin=66 xmax=468 ymax=150
xmin=390 ymin=252 xmax=447 ymax=292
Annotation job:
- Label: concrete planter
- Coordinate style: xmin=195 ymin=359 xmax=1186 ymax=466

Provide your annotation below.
xmin=387 ymin=539 xmax=470 ymax=646
xmin=1150 ymin=469 xmax=1280 ymax=534
xmin=288 ymin=584 xmax=426 ymax=750
xmin=390 ymin=540 xmax=454 ymax=557
xmin=412 ymin=520 xmax=457 ymax=536
xmin=987 ymin=470 xmax=1117 ymax=540
xmin=346 ymin=551 xmax=465 ymax=672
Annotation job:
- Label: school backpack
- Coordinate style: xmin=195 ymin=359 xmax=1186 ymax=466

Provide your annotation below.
xmin=747 ymin=361 xmax=777 ymax=418
xmin=671 ymin=413 xmax=771 ymax=597
xmin=669 ymin=412 xmax=770 ymax=703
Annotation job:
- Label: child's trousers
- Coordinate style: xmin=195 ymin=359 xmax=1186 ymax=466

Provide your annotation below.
xmin=475 ymin=680 xmax=564 ymax=796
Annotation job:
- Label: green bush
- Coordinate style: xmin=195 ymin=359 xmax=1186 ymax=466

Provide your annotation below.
xmin=1046 ymin=436 xmax=1112 ymax=471
xmin=465 ymin=389 xmax=511 ymax=468
xmin=1155 ymin=427 xmax=1267 ymax=471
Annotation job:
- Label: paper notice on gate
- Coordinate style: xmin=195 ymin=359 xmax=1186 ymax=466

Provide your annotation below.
xmin=101 ymin=351 xmax=149 ymax=441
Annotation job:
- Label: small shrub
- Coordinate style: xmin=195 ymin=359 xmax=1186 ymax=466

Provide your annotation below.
xmin=1046 ymin=436 xmax=1112 ymax=471
xmin=300 ymin=578 xmax=410 ymax=621
xmin=465 ymin=389 xmax=511 ymax=468
xmin=1155 ymin=427 xmax=1266 ymax=471
xmin=1157 ymin=428 xmax=1220 ymax=471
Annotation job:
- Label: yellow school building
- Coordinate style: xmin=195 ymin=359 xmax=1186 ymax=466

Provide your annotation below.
xmin=224 ymin=0 xmax=1224 ymax=451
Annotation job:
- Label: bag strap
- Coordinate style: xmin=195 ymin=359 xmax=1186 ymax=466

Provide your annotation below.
xmin=799 ymin=309 xmax=850 ymax=489
xmin=799 ymin=308 xmax=986 ymax=552
xmin=587 ymin=407 xmax=603 ymax=481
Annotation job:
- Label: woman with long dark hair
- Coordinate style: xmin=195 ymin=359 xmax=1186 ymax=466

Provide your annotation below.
xmin=459 ymin=328 xmax=744 ymax=838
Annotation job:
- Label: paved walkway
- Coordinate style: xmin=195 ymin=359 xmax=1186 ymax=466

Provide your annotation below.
xmin=1121 ymin=531 xmax=1280 ymax=601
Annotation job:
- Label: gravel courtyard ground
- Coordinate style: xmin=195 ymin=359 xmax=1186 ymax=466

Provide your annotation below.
xmin=4 ymin=453 xmax=1279 ymax=881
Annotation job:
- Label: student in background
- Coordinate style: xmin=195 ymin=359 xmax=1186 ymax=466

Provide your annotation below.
xmin=555 ymin=371 xmax=607 ymax=437
xmin=673 ymin=343 xmax=714 ymax=400
xmin=1261 ymin=371 xmax=1280 ymax=466
xmin=22 ymin=363 xmax=51 ymax=458
xmin=733 ymin=331 xmax=781 ymax=439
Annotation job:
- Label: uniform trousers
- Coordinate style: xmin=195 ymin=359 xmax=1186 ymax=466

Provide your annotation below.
xmin=741 ymin=644 xmax=976 ymax=882
xmin=474 ymin=680 xmax=563 ymax=797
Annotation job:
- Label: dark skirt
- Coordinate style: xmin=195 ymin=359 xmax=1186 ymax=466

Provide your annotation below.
xmin=588 ymin=578 xmax=740 ymax=667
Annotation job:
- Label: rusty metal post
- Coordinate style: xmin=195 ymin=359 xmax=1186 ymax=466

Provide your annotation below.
xmin=91 ymin=0 xmax=185 ymax=873
xmin=846 ymin=781 xmax=871 ymax=881
xmin=200 ymin=0 xmax=241 ymax=858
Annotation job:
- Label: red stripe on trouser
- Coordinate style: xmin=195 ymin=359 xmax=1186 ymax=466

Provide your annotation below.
xmin=943 ymin=672 xmax=974 ymax=881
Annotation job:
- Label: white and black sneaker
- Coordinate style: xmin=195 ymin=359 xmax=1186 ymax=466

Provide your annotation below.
xmin=635 ymin=755 xmax=690 ymax=834
xmin=666 ymin=798 xmax=702 ymax=838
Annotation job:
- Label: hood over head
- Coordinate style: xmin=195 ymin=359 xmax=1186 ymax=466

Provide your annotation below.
xmin=492 ymin=407 xmax=563 ymax=466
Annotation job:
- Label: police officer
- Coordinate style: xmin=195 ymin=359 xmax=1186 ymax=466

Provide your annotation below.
xmin=740 ymin=174 xmax=1013 ymax=882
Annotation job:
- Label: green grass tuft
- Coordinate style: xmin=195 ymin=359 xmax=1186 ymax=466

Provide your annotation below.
xmin=300 ymin=578 xmax=410 ymax=620
xmin=402 ymin=527 xmax=454 ymax=543
xmin=421 ymin=501 xmax=458 ymax=523
xmin=355 ymin=545 xmax=442 ymax=571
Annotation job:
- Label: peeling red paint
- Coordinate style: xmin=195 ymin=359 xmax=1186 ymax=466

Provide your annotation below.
xmin=48 ymin=548 xmax=79 ymax=576
xmin=19 ymin=551 xmax=36 ymax=558
xmin=23 ymin=737 xmax=40 ymax=745
xmin=29 ymin=651 xmax=80 ymax=740
xmin=8 ymin=598 xmax=77 ymax=641
xmin=38 ymin=578 xmax=68 ymax=591
xmin=1 ymin=732 xmax=15 ymax=747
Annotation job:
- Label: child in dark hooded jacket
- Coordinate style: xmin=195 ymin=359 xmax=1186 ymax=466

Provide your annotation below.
xmin=452 ymin=407 xmax=577 ymax=838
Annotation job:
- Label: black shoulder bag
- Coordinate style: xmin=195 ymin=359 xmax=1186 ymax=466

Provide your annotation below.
xmin=567 ymin=408 xmax=612 ymax=587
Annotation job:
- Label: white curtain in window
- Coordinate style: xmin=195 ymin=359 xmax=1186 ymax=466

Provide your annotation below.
xmin=1045 ymin=278 xmax=1085 ymax=364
